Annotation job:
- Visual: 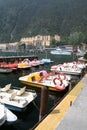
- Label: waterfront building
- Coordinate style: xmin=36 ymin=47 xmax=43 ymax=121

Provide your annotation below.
xmin=0 ymin=42 xmax=18 ymax=52
xmin=20 ymin=35 xmax=60 ymax=50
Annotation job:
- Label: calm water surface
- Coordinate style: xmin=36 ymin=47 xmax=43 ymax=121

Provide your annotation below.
xmin=0 ymin=54 xmax=75 ymax=130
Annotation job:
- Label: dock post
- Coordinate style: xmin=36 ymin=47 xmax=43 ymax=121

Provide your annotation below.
xmin=69 ymin=82 xmax=72 ymax=91
xmin=39 ymin=86 xmax=49 ymax=121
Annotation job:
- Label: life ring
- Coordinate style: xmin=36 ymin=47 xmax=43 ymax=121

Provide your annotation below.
xmin=53 ymin=77 xmax=62 ymax=86
xmin=72 ymin=65 xmax=77 ymax=69
xmin=53 ymin=78 xmax=66 ymax=91
xmin=55 ymin=84 xmax=66 ymax=91
xmin=58 ymin=74 xmax=60 ymax=79
xmin=58 ymin=73 xmax=66 ymax=80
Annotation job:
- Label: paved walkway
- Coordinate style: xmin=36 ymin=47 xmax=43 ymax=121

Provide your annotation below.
xmin=35 ymin=74 xmax=87 ymax=130
xmin=56 ymin=74 xmax=87 ymax=130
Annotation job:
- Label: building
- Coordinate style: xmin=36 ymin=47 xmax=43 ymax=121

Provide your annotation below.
xmin=6 ymin=42 xmax=18 ymax=52
xmin=0 ymin=35 xmax=61 ymax=52
xmin=54 ymin=35 xmax=61 ymax=42
xmin=20 ymin=35 xmax=60 ymax=50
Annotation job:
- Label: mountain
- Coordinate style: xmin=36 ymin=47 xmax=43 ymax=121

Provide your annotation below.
xmin=0 ymin=0 xmax=87 ymax=42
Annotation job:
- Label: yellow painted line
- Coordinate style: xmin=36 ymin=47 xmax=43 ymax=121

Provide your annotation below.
xmin=85 ymin=74 xmax=87 ymax=77
xmin=35 ymin=80 xmax=85 ymax=130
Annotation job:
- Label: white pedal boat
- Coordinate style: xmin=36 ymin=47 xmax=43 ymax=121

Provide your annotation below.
xmin=0 ymin=84 xmax=37 ymax=111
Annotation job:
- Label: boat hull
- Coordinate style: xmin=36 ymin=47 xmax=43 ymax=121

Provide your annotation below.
xmin=5 ymin=103 xmax=30 ymax=112
xmin=19 ymin=75 xmax=70 ymax=92
xmin=53 ymin=70 xmax=82 ymax=76
xmin=0 ymin=68 xmax=13 ymax=73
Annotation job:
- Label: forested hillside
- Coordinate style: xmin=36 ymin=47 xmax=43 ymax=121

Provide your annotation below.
xmin=0 ymin=0 xmax=87 ymax=42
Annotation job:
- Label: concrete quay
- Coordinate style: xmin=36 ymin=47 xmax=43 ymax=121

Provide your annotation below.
xmin=35 ymin=74 xmax=87 ymax=130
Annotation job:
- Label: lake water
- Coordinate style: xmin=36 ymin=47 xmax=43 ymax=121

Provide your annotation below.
xmin=0 ymin=53 xmax=77 ymax=130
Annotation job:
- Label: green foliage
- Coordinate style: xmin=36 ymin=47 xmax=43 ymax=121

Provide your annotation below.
xmin=84 ymin=52 xmax=87 ymax=59
xmin=0 ymin=0 xmax=87 ymax=42
xmin=68 ymin=32 xmax=85 ymax=47
xmin=61 ymin=35 xmax=69 ymax=45
xmin=50 ymin=39 xmax=57 ymax=47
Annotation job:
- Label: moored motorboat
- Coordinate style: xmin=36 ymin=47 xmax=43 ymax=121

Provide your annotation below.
xmin=19 ymin=70 xmax=71 ymax=92
xmin=50 ymin=47 xmax=72 ymax=55
xmin=0 ymin=84 xmax=37 ymax=111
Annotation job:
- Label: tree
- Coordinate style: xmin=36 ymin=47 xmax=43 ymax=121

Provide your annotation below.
xmin=61 ymin=35 xmax=68 ymax=45
xmin=68 ymin=32 xmax=85 ymax=50
xmin=50 ymin=38 xmax=57 ymax=47
xmin=84 ymin=52 xmax=87 ymax=60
